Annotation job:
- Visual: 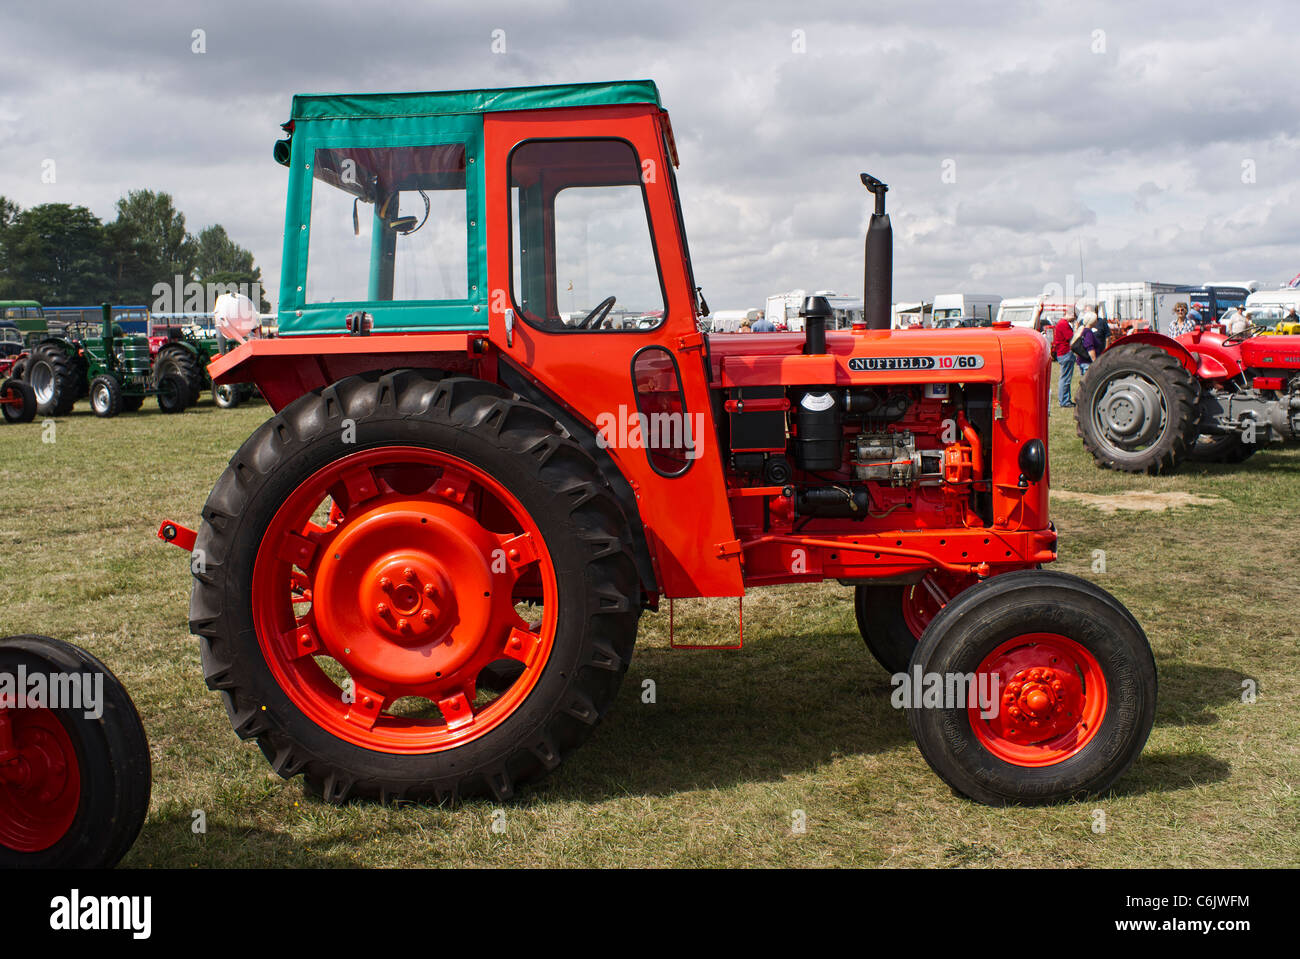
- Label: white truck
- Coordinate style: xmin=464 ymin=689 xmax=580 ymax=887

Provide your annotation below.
xmin=1095 ymin=281 xmax=1188 ymax=334
xmin=1245 ymin=288 xmax=1300 ymax=328
xmin=931 ymin=293 xmax=1002 ymax=327
xmin=765 ymin=290 xmax=863 ymax=332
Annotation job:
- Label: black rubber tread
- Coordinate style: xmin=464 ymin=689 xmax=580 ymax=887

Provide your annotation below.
xmin=156 ymin=373 xmax=189 ymax=414
xmin=9 ymin=359 xmax=26 ymax=382
xmin=0 ymin=378 xmax=36 ymax=424
xmin=89 ymin=375 xmax=123 ymax=418
xmin=906 ymin=570 xmax=1157 ymax=806
xmin=0 ymin=635 xmax=152 ymax=867
xmin=154 ymin=344 xmax=205 ymax=406
xmin=1075 ymin=342 xmax=1200 ymax=475
xmin=120 ymin=395 xmax=144 ymax=413
xmin=188 ymin=369 xmax=642 ymax=804
xmin=853 ymin=584 xmax=921 ymax=675
xmin=27 ymin=342 xmax=79 ymax=417
xmin=1187 ymin=432 xmax=1257 ymax=463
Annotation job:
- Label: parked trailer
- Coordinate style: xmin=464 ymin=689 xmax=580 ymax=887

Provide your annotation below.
xmin=931 ymin=293 xmax=1001 ymax=326
xmin=765 ymin=290 xmax=863 ymax=332
xmin=1096 ymin=281 xmax=1187 ymax=334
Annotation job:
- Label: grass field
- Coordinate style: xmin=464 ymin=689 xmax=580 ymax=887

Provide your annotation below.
xmin=2 ymin=374 xmax=1298 ymax=869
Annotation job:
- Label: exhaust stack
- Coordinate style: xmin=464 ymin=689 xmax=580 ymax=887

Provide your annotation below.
xmin=801 ymin=295 xmax=832 ymax=355
xmin=861 ymin=174 xmax=891 ymax=331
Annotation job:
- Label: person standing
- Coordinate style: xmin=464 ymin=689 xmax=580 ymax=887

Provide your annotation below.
xmin=1169 ymin=302 xmax=1195 ymax=337
xmin=1052 ymin=306 xmax=1078 ymax=408
xmin=1226 ymin=306 xmax=1251 ymax=336
xmin=752 ymin=311 xmax=775 ymax=333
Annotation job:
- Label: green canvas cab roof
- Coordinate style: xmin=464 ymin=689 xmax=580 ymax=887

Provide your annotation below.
xmin=291 ymin=80 xmax=662 ymax=122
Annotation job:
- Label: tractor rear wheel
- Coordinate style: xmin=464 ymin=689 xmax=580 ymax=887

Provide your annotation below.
xmin=854 ymin=571 xmax=980 ymax=675
xmin=1075 ymin=343 xmax=1200 ymax=474
xmin=89 ymin=375 xmax=123 ymax=418
xmin=155 ymin=373 xmax=189 ymax=414
xmin=906 ymin=570 xmax=1156 ymax=806
xmin=189 ymin=370 xmax=641 ymax=803
xmin=26 ymin=343 xmax=79 ymax=417
xmin=0 ymin=378 xmax=36 ymax=424
xmin=155 ymin=345 xmax=204 ymax=406
xmin=1187 ymin=432 xmax=1256 ymax=463
xmin=0 ymin=635 xmax=152 ymax=867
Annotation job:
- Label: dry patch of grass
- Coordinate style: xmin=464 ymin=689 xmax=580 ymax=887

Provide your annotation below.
xmin=1050 ymin=489 xmax=1227 ymax=512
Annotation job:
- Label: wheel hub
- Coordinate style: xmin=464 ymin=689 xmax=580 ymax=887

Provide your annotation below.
xmin=1000 ymin=666 xmax=1080 ymax=741
xmin=1097 ymin=375 xmax=1163 ymax=447
xmin=312 ymin=499 xmax=505 ymax=689
xmin=0 ymin=708 xmax=81 ymax=852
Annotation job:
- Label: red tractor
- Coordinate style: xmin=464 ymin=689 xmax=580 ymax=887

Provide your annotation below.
xmin=162 ymin=81 xmax=1156 ymax=807
xmin=1077 ymin=323 xmax=1300 ymax=472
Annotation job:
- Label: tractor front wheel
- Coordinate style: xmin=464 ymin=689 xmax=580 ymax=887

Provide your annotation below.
xmin=854 ymin=570 xmax=979 ymax=675
xmin=189 ymin=370 xmax=641 ymax=803
xmin=89 ymin=375 xmax=123 ymax=418
xmin=906 ymin=570 xmax=1156 ymax=805
xmin=0 ymin=635 xmax=152 ymax=867
xmin=156 ymin=373 xmax=189 ymax=414
xmin=155 ymin=345 xmax=204 ymax=406
xmin=213 ymin=383 xmax=244 ymax=409
xmin=0 ymin=378 xmax=36 ymax=424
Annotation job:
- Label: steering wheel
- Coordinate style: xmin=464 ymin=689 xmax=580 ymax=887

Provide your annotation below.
xmin=1223 ymin=324 xmax=1265 ymax=346
xmin=575 ymin=296 xmax=616 ymax=330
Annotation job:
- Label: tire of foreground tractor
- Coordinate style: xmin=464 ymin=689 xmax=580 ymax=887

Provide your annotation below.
xmin=155 ymin=346 xmax=204 ymax=406
xmin=10 ymin=359 xmax=26 ymax=382
xmin=213 ymin=384 xmax=243 ymax=409
xmin=1075 ymin=343 xmax=1200 ymax=475
xmin=120 ymin=395 xmax=144 ymax=413
xmin=89 ymin=375 xmax=123 ymax=418
xmin=0 ymin=378 xmax=37 ymax=424
xmin=189 ymin=370 xmax=642 ymax=804
xmin=26 ymin=343 xmax=79 ymax=418
xmin=1187 ymin=432 xmax=1257 ymax=464
xmin=906 ymin=570 xmax=1156 ymax=806
xmin=155 ymin=373 xmax=189 ymax=414
xmin=854 ymin=573 xmax=981 ymax=675
xmin=0 ymin=635 xmax=152 ymax=867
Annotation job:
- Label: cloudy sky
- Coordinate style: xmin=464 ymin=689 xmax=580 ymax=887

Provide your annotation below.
xmin=3 ymin=0 xmax=1299 ymax=312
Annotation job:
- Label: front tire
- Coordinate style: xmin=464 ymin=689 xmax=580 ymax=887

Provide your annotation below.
xmin=189 ymin=370 xmax=642 ymax=803
xmin=906 ymin=570 xmax=1156 ymax=806
xmin=212 ymin=384 xmax=243 ymax=409
xmin=854 ymin=571 xmax=979 ymax=675
xmin=0 ymin=635 xmax=152 ymax=867
xmin=155 ymin=373 xmax=189 ymax=414
xmin=0 ymin=378 xmax=36 ymax=424
xmin=154 ymin=345 xmax=204 ymax=406
xmin=89 ymin=375 xmax=123 ymax=418
xmin=1075 ymin=343 xmax=1199 ymax=474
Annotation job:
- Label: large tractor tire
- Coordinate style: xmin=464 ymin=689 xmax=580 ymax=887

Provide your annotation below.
xmin=26 ymin=343 xmax=79 ymax=417
xmin=189 ymin=370 xmax=642 ymax=804
xmin=1187 ymin=432 xmax=1256 ymax=464
xmin=155 ymin=373 xmax=189 ymax=414
xmin=0 ymin=635 xmax=152 ymax=867
xmin=854 ymin=571 xmax=980 ymax=675
xmin=154 ymin=344 xmax=204 ymax=406
xmin=907 ymin=570 xmax=1156 ymax=806
xmin=0 ymin=378 xmax=37 ymax=424
xmin=89 ymin=375 xmax=123 ymax=418
xmin=1075 ymin=343 xmax=1200 ymax=474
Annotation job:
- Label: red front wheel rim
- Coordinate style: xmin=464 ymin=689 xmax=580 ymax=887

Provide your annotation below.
xmin=0 ymin=707 xmax=81 ymax=852
xmin=251 ymin=446 xmax=559 ymax=754
xmin=969 ymin=633 xmax=1108 ymax=766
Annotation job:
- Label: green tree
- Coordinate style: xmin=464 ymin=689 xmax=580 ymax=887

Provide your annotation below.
xmin=0 ymin=196 xmax=19 ymax=297
xmin=108 ymin=190 xmax=196 ymax=303
xmin=1 ymin=204 xmax=109 ymax=303
xmin=194 ymin=224 xmax=255 ymax=278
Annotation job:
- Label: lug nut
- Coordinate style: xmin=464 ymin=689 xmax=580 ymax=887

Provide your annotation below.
xmin=404 ymin=567 xmax=417 ymax=581
xmin=424 ymin=583 xmax=437 ymax=598
xmin=398 ymin=618 xmax=409 ymax=631
xmin=421 ymin=610 xmax=435 ymax=624
xmin=380 ymin=577 xmax=392 ymax=590
xmin=376 ymin=603 xmax=388 ymax=615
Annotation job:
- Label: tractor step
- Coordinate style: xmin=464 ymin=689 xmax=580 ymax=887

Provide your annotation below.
xmin=157 ymin=519 xmax=197 ymax=552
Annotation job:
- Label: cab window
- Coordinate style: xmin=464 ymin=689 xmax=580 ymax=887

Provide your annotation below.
xmin=509 ymin=139 xmax=665 ymax=332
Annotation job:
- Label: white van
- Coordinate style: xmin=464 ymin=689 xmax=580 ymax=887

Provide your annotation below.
xmin=995 ymin=297 xmax=1042 ymax=329
xmin=1244 ymin=289 xmax=1300 ymax=328
xmin=932 ymin=293 xmax=1002 ymax=327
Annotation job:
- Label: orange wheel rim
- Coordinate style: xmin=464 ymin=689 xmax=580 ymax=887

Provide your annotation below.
xmin=251 ymin=446 xmax=558 ymax=754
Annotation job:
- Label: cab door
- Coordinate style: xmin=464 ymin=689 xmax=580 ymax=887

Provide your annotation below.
xmin=483 ymin=106 xmax=742 ymax=598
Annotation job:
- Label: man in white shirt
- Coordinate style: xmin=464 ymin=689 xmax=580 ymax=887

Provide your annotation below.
xmin=1226 ymin=307 xmax=1251 ymax=336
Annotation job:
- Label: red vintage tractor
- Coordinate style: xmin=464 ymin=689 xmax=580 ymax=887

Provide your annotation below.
xmin=161 ymin=81 xmax=1156 ymax=807
xmin=1077 ymin=323 xmax=1300 ymax=472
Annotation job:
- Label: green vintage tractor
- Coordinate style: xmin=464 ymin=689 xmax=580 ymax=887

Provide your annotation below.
xmin=25 ymin=304 xmax=190 ymax=417
xmin=150 ymin=312 xmax=256 ymax=408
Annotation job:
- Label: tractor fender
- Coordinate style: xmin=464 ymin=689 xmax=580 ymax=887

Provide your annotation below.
xmin=1106 ymin=331 xmax=1240 ymax=382
xmin=498 ymin=358 xmax=660 ymax=602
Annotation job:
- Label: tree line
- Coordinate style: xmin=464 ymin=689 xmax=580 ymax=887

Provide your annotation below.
xmin=0 ymin=190 xmax=269 ymax=310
